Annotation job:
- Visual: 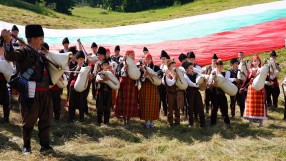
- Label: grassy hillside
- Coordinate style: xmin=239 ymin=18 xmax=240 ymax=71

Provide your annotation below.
xmin=0 ymin=0 xmax=276 ymax=29
xmin=0 ymin=49 xmax=286 ymax=161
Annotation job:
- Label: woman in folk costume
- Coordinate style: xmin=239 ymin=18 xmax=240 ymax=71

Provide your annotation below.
xmin=240 ymin=55 xmax=266 ymax=127
xmin=115 ymin=50 xmax=139 ymax=125
xmin=0 ymin=38 xmax=11 ymax=123
xmin=139 ymin=54 xmax=162 ymax=128
xmin=183 ymin=62 xmax=206 ymax=127
xmin=96 ymin=58 xmax=113 ymax=126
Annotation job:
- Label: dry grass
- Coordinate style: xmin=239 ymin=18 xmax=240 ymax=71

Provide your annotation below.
xmin=1 ymin=49 xmax=286 ymax=161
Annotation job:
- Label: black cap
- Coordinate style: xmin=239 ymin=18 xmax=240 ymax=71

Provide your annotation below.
xmin=187 ymin=51 xmax=195 ymax=58
xmin=62 ymin=37 xmax=69 ymax=45
xmin=68 ymin=46 xmax=77 ymax=55
xmin=25 ymin=25 xmax=44 ymax=38
xmin=115 ymin=45 xmax=120 ymax=51
xmin=143 ymin=47 xmax=148 ymax=52
xmin=230 ymin=58 xmax=238 ymax=64
xmin=270 ymin=50 xmax=277 ymax=57
xmin=12 ymin=25 xmax=19 ymax=31
xmin=75 ymin=51 xmax=85 ymax=59
xmin=212 ymin=53 xmax=218 ymax=59
xmin=101 ymin=58 xmax=109 ymax=65
xmin=98 ymin=46 xmax=106 ymax=55
xmin=160 ymin=50 xmax=170 ymax=59
xmin=182 ymin=61 xmax=193 ymax=69
xmin=42 ymin=42 xmax=49 ymax=51
xmin=91 ymin=42 xmax=98 ymax=48
xmin=178 ymin=53 xmax=187 ymax=62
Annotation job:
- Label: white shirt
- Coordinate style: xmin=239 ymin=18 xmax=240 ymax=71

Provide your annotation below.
xmin=225 ymin=70 xmax=237 ymax=83
xmin=165 ymin=73 xmax=176 ymax=86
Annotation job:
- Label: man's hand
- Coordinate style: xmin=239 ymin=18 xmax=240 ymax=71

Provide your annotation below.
xmin=1 ymin=29 xmax=12 ymax=43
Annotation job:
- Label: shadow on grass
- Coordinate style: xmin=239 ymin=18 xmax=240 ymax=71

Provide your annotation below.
xmin=0 ymin=133 xmax=22 ymax=152
xmin=48 ymin=151 xmax=114 ymax=161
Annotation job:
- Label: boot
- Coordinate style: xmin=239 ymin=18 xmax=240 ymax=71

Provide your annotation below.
xmin=2 ymin=106 xmax=10 ymax=123
xmin=22 ymin=127 xmax=33 ymax=155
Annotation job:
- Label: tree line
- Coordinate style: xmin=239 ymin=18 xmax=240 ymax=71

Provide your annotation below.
xmin=23 ymin=0 xmax=194 ymax=14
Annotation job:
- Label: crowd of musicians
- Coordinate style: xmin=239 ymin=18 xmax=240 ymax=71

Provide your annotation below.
xmin=0 ymin=25 xmax=286 ymax=155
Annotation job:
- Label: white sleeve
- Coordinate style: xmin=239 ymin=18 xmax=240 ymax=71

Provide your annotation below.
xmin=195 ymin=65 xmax=202 ymax=70
xmin=96 ymin=74 xmax=103 ymax=82
xmin=120 ymin=68 xmax=127 ymax=77
xmin=184 ymin=74 xmax=198 ymax=87
xmin=225 ymin=71 xmax=236 ymax=82
xmin=165 ymin=76 xmax=176 ymax=86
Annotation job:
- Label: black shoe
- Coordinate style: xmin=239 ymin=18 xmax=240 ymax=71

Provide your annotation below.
xmin=40 ymin=146 xmax=54 ymax=154
xmin=69 ymin=119 xmax=74 ymax=123
xmin=22 ymin=146 xmax=31 ymax=155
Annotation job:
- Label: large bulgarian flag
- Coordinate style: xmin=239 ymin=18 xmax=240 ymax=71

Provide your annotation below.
xmin=1 ymin=1 xmax=286 ymax=65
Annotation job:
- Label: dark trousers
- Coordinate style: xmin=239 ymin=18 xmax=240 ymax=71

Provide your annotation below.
xmin=230 ymin=91 xmax=246 ymax=117
xmin=186 ymin=90 xmax=205 ymax=127
xmin=2 ymin=105 xmax=10 ymax=121
xmin=69 ymin=86 xmax=85 ymax=121
xmin=265 ymin=85 xmax=280 ymax=107
xmin=158 ymin=84 xmax=167 ymax=115
xmin=204 ymin=88 xmax=212 ymax=113
xmin=96 ymin=88 xmax=112 ymax=124
xmin=210 ymin=89 xmax=230 ymax=125
xmin=20 ymin=91 xmax=53 ymax=148
xmin=50 ymin=89 xmax=62 ymax=120
xmin=167 ymin=92 xmax=180 ymax=125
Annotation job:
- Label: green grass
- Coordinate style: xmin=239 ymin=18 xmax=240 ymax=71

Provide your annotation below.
xmin=0 ymin=48 xmax=286 ymax=161
xmin=0 ymin=0 xmax=277 ymax=29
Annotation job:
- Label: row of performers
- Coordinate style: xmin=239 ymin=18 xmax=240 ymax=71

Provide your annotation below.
xmin=41 ymin=37 xmax=285 ymax=129
xmin=1 ymin=25 xmax=286 ymax=155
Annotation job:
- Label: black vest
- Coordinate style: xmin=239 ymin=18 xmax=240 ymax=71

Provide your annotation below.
xmin=186 ymin=73 xmax=198 ymax=91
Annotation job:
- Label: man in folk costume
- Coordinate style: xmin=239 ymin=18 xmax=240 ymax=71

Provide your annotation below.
xmin=178 ymin=53 xmax=188 ymax=117
xmin=139 ymin=54 xmax=162 ymax=128
xmin=264 ymin=51 xmax=281 ymax=108
xmin=183 ymin=62 xmax=206 ymax=127
xmin=240 ymin=55 xmax=266 ymax=127
xmin=225 ymin=58 xmax=245 ymax=117
xmin=208 ymin=60 xmax=231 ymax=128
xmin=187 ymin=51 xmax=201 ymax=119
xmin=106 ymin=48 xmax=118 ymax=109
xmin=165 ymin=59 xmax=181 ymax=127
xmin=158 ymin=50 xmax=170 ymax=116
xmin=96 ymin=57 xmax=113 ymax=126
xmin=2 ymin=25 xmax=54 ymax=154
xmin=65 ymin=46 xmax=78 ymax=107
xmin=111 ymin=45 xmax=123 ymax=73
xmin=202 ymin=53 xmax=218 ymax=115
xmin=87 ymin=42 xmax=98 ymax=101
xmin=0 ymin=38 xmax=11 ymax=123
xmin=187 ymin=51 xmax=202 ymax=70
xmin=115 ymin=50 xmax=139 ymax=125
xmin=59 ymin=37 xmax=69 ymax=53
xmin=68 ymin=51 xmax=90 ymax=122
xmin=11 ymin=25 xmax=20 ymax=47
xmin=43 ymin=43 xmax=64 ymax=122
